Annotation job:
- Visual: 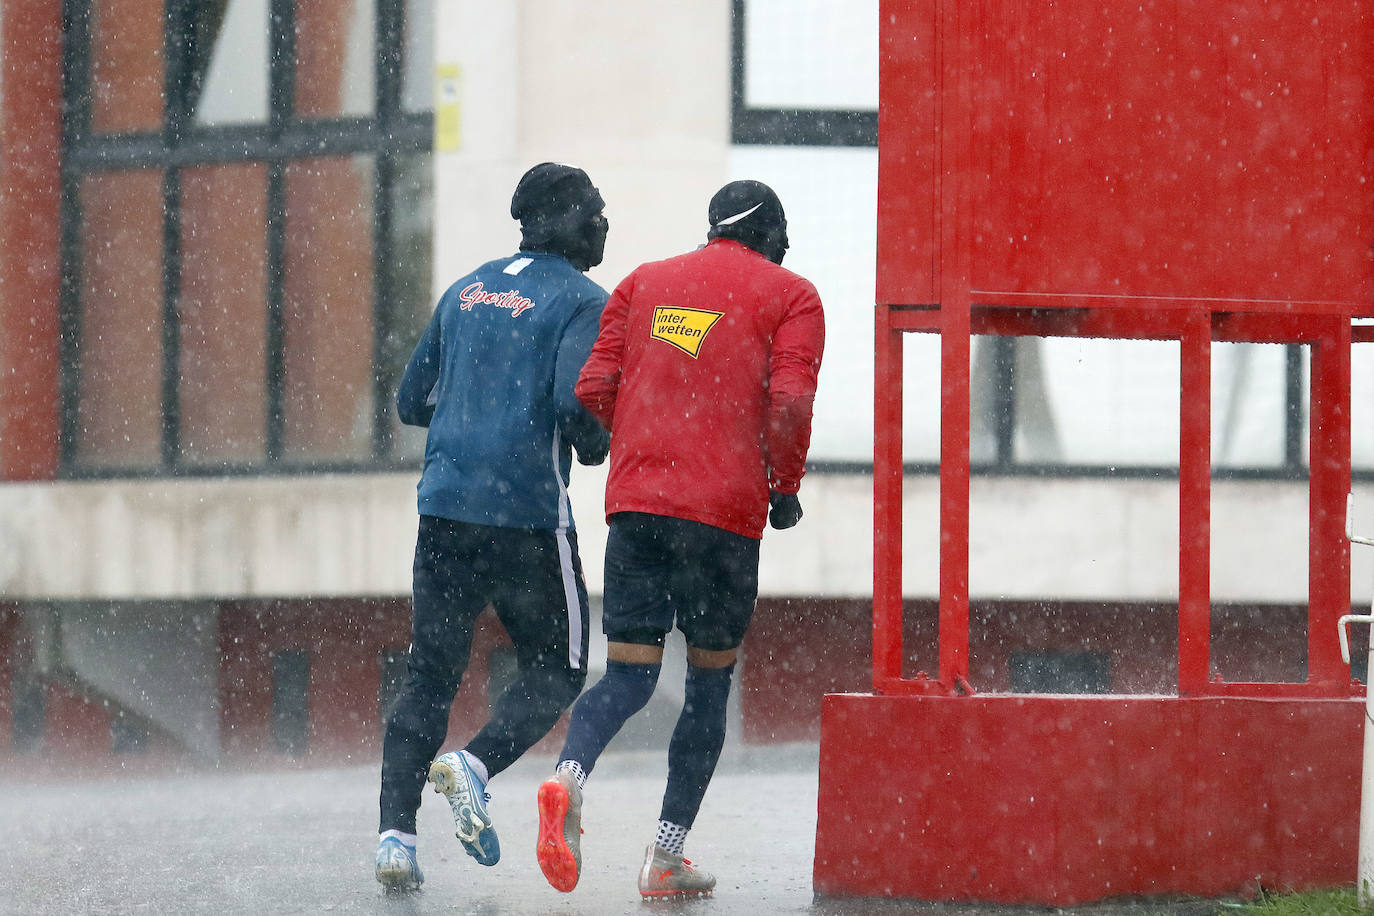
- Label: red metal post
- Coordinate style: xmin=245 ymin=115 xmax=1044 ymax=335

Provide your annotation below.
xmin=1177 ymin=311 xmax=1211 ymax=695
xmin=1309 ymin=317 xmax=1353 ymax=689
xmin=873 ymin=305 xmax=905 ymax=688
xmin=933 ymin=0 xmax=973 ymax=688
xmin=938 ymin=298 xmax=971 ymax=688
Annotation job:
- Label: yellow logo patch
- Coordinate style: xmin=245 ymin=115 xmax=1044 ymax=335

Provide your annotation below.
xmin=650 ymin=306 xmax=723 ymax=358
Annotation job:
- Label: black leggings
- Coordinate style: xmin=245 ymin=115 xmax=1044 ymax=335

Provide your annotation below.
xmin=379 ymin=516 xmax=590 ymax=834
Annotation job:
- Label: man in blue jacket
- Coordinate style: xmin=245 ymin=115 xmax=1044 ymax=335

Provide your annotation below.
xmin=375 ymin=163 xmax=611 ymax=892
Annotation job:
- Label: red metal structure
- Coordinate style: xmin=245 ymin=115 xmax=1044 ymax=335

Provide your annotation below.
xmin=817 ymin=0 xmax=1373 ymax=904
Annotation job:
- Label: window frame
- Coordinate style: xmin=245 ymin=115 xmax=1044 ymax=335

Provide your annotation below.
xmin=729 ymin=0 xmax=876 ymax=147
xmin=59 ymin=0 xmax=433 ymax=478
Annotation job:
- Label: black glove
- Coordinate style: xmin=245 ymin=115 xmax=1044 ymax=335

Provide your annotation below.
xmin=574 ymin=435 xmax=609 ymax=466
xmin=768 ymin=491 xmax=803 ymax=530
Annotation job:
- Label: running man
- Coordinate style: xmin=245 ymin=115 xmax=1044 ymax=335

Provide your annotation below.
xmin=375 ymin=163 xmax=611 ymax=892
xmin=535 ymin=179 xmax=825 ymax=898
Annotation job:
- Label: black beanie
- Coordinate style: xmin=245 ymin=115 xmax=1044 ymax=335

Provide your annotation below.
xmin=708 ymin=180 xmax=784 ymax=235
xmin=707 ymin=179 xmax=788 ymax=263
xmin=510 ymin=162 xmax=604 ymax=245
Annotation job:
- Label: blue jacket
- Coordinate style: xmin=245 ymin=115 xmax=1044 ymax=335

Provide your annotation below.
xmin=396 ymin=251 xmax=610 ymax=531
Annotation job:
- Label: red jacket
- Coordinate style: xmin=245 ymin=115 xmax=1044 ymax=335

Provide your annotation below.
xmin=575 ymin=239 xmax=825 ymax=539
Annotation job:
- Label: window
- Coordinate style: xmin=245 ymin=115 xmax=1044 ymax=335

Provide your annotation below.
xmin=179 ymin=163 xmax=270 ymax=467
xmin=731 ymin=0 xmax=876 ymax=147
xmin=271 ymin=648 xmax=311 ymax=754
xmin=61 ymin=0 xmax=434 ymax=476
xmin=1008 ymin=650 xmax=1112 ymax=694
xmin=377 ymin=648 xmax=408 ymax=732
xmin=730 ymin=0 xmax=885 ymax=466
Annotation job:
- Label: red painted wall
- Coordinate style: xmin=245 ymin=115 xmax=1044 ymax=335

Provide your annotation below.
xmin=216 ymin=598 xmax=553 ymax=762
xmin=877 ymin=0 xmax=1374 ymax=312
xmin=0 ymin=0 xmax=63 ymax=480
xmin=39 ymin=681 xmax=116 ymax=758
xmin=220 ymin=598 xmax=411 ymax=759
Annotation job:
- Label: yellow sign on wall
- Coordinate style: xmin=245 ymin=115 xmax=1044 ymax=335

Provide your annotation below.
xmin=435 ymin=64 xmax=462 ymax=152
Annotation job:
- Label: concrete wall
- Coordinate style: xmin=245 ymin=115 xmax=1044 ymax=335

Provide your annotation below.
xmin=1 ymin=472 xmax=1364 ymax=605
xmin=432 ymin=0 xmax=730 ymax=300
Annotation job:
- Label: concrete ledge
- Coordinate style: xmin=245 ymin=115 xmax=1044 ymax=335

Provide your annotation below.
xmin=815 ymin=692 xmax=1363 ymax=905
xmin=0 ymin=473 xmax=1364 ymax=602
xmin=0 ymin=474 xmax=421 ymax=599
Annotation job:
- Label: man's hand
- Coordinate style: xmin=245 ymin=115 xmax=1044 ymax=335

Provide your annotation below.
xmin=574 ymin=441 xmax=608 ymax=466
xmin=768 ymin=491 xmax=803 ymax=529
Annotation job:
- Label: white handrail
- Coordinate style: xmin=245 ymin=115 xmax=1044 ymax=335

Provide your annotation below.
xmin=1344 ymin=492 xmax=1374 ymax=904
xmin=1339 ymin=614 xmax=1374 ymax=666
xmin=1349 ymin=493 xmax=1374 ymax=547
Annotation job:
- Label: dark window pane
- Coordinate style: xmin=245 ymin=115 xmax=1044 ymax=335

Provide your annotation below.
xmin=180 ymin=163 xmax=269 ymax=467
xmin=90 ymin=0 xmax=166 ymax=134
xmin=487 ymin=646 xmax=517 ymax=713
xmin=283 ymin=156 xmax=376 ymax=461
xmin=1009 ymin=650 xmax=1112 ymax=694
xmin=76 ymin=171 xmax=165 ymax=470
xmin=10 ymin=670 xmax=44 ymax=752
xmin=378 ymin=648 xmax=407 ymax=730
xmin=1210 ymin=604 xmax=1309 ymax=685
xmin=111 ymin=709 xmax=150 ymax=753
xmin=191 ymin=0 xmax=271 ymax=126
xmin=295 ymin=0 xmax=376 ymax=119
xmin=384 ymin=152 xmax=433 ymax=461
xmin=271 ymin=648 xmax=311 ymax=755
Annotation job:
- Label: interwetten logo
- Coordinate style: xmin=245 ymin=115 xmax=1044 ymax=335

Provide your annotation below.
xmin=459 ymin=282 xmax=536 ymax=317
xmin=650 ymin=306 xmax=723 ymax=358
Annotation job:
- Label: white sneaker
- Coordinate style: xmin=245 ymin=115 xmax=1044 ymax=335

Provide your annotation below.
xmin=637 ymin=843 xmax=716 ymax=898
xmin=374 ymin=837 xmax=423 ymax=892
xmin=428 ymin=751 xmax=500 ymax=866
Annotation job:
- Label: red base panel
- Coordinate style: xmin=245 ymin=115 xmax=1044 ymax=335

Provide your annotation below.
xmin=815 ymin=693 xmax=1363 ymax=905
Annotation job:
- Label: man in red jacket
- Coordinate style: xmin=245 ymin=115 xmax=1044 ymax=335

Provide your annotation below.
xmin=534 ymin=180 xmax=825 ymax=898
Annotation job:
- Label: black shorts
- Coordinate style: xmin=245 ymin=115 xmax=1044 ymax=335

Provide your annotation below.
xmin=411 ymin=515 xmax=591 ymax=675
xmin=601 ymin=512 xmax=761 ymax=652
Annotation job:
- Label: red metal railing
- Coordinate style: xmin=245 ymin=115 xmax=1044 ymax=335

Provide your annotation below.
xmin=873 ymin=304 xmax=1355 ymax=698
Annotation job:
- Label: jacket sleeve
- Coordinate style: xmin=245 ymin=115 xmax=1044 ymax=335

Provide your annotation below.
xmin=395 ymin=306 xmax=441 ymax=427
xmin=765 ymin=280 xmax=826 ymax=494
xmin=556 ymin=293 xmax=612 ymax=465
xmin=574 ymin=271 xmax=634 ymax=432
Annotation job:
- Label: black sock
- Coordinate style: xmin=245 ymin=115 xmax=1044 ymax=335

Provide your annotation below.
xmin=660 ymin=663 xmax=734 ymax=829
xmin=559 ymin=659 xmax=661 ymax=777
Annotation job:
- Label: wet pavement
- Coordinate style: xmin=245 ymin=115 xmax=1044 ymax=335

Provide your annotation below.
xmin=1 ymin=742 xmax=1235 ymax=916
